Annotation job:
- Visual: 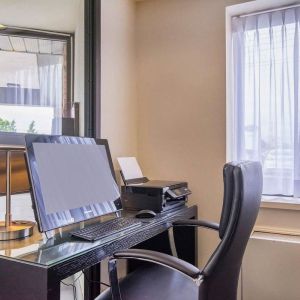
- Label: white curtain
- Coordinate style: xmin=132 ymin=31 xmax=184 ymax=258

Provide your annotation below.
xmin=6 ymin=53 xmax=63 ymax=134
xmin=232 ymin=8 xmax=300 ymax=196
xmin=38 ymin=60 xmax=63 ymax=134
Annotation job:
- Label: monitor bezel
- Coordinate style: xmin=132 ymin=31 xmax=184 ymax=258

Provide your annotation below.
xmin=25 ymin=134 xmax=122 ymax=232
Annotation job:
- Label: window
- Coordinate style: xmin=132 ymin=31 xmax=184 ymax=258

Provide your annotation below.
xmin=231 ymin=7 xmax=300 ymax=197
xmin=0 ymin=27 xmax=73 ymax=135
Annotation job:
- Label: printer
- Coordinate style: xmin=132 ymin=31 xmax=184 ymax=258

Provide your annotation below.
xmin=118 ymin=157 xmax=191 ymax=212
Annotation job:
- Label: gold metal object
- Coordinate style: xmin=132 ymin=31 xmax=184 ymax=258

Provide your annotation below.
xmin=0 ymin=145 xmax=30 ymax=195
xmin=0 ymin=224 xmax=41 ymax=251
xmin=0 ymin=145 xmax=34 ymax=241
xmin=0 ymin=220 xmax=35 ymax=241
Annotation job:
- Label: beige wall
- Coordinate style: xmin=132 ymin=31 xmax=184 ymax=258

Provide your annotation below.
xmin=100 ymin=1 xmax=300 ymax=299
xmin=243 ymin=233 xmax=300 ymax=300
xmin=136 ymin=0 xmax=248 ymax=264
xmin=101 ymin=0 xmax=138 ymax=168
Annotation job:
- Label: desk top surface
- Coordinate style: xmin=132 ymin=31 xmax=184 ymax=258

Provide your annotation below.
xmin=0 ymin=206 xmax=196 ymax=269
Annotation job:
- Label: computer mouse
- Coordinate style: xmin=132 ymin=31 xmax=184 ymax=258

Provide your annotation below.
xmin=135 ymin=209 xmax=157 ymax=219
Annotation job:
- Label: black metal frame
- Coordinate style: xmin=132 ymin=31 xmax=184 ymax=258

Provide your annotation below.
xmin=24 ymin=134 xmax=122 ymax=232
xmin=108 ymin=251 xmax=201 ymax=300
xmin=107 ymin=219 xmax=218 ymax=300
xmin=84 ymin=0 xmax=101 ymax=138
xmin=0 ymin=26 xmax=74 ymax=117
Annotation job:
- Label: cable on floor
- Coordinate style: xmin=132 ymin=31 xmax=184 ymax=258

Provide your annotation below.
xmin=82 ymin=269 xmax=111 ymax=288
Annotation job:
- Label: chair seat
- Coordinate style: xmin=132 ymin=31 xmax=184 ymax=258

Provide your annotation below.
xmin=96 ymin=264 xmax=199 ymax=300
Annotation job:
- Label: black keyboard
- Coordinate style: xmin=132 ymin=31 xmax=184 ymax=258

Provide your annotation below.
xmin=71 ymin=217 xmax=142 ymax=242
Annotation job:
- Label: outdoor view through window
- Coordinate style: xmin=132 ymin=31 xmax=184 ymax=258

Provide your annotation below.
xmin=0 ymin=33 xmax=66 ymax=134
xmin=232 ymin=8 xmax=300 ymax=197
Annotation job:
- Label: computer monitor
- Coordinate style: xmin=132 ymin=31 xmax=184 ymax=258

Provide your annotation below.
xmin=25 ymin=135 xmax=122 ymax=232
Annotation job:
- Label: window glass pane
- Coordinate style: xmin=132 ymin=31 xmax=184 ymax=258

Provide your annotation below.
xmin=244 ymin=25 xmax=295 ymax=195
xmin=232 ymin=9 xmax=300 ymax=197
xmin=0 ymin=36 xmax=66 ymax=135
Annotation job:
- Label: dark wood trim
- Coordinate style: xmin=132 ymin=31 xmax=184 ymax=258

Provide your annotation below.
xmin=0 ymin=26 xmax=74 ymax=127
xmin=84 ymin=0 xmax=94 ymax=137
xmin=84 ymin=0 xmax=101 ymax=138
xmin=94 ymin=0 xmax=101 ymax=138
xmin=48 ymin=214 xmax=188 ymax=280
xmin=65 ymin=33 xmax=75 ymax=118
xmin=84 ymin=263 xmax=101 ymax=300
xmin=0 ymin=258 xmax=60 ymax=300
xmin=0 ymin=206 xmax=197 ymax=300
xmin=0 ymin=27 xmax=70 ymax=41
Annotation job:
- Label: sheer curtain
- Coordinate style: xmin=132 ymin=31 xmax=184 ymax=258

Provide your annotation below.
xmin=38 ymin=55 xmax=63 ymax=134
xmin=4 ymin=53 xmax=63 ymax=134
xmin=231 ymin=7 xmax=300 ymax=196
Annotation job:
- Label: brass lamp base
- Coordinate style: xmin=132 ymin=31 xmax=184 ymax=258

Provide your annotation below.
xmin=0 ymin=221 xmax=35 ymax=241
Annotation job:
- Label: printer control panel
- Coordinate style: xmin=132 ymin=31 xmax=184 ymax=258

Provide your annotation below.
xmin=166 ymin=187 xmax=191 ymax=199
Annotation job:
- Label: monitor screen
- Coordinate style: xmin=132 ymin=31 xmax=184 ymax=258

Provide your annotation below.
xmin=25 ymin=135 xmax=122 ymax=232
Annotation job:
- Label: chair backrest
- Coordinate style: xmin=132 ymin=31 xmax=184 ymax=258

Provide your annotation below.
xmin=200 ymin=161 xmax=262 ymax=300
xmin=219 ymin=163 xmax=236 ymax=239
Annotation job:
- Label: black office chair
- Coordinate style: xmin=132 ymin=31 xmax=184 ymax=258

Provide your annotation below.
xmin=97 ymin=161 xmax=262 ymax=300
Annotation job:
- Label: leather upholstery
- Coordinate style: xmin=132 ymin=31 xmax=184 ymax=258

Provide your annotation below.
xmin=114 ymin=249 xmax=201 ymax=278
xmin=219 ymin=163 xmax=236 ymax=239
xmin=96 ymin=161 xmax=262 ymax=300
xmin=173 ymin=219 xmax=219 ymax=231
xmin=173 ymin=163 xmax=236 ymax=238
xmin=201 ymin=161 xmax=262 ymax=300
xmin=98 ymin=265 xmax=198 ymax=300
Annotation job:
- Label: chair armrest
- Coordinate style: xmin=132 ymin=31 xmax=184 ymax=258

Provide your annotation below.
xmin=113 ymin=249 xmax=201 ymax=279
xmin=173 ymin=219 xmax=219 ymax=231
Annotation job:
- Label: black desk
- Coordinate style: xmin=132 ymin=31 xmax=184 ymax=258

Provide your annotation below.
xmin=0 ymin=205 xmax=197 ymax=300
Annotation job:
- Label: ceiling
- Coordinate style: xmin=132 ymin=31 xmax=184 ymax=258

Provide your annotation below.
xmin=0 ymin=35 xmax=66 ymax=55
xmin=0 ymin=0 xmax=82 ymax=33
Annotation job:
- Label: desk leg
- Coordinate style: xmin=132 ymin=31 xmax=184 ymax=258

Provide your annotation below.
xmin=84 ymin=262 xmax=101 ymax=300
xmin=128 ymin=214 xmax=198 ymax=272
xmin=0 ymin=258 xmax=60 ymax=300
xmin=173 ymin=222 xmax=198 ymax=266
xmin=44 ymin=280 xmax=61 ymax=300
xmin=128 ymin=225 xmax=197 ymax=273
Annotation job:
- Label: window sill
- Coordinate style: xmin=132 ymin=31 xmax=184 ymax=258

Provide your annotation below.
xmin=251 ymin=230 xmax=300 ymax=241
xmin=261 ymin=196 xmax=300 ymax=211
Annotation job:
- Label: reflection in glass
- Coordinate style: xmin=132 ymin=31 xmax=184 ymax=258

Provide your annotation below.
xmin=0 ymin=37 xmax=67 ymax=135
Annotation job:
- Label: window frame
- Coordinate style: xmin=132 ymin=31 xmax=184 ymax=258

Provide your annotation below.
xmin=84 ymin=0 xmax=101 ymax=138
xmin=0 ymin=25 xmax=74 ymax=134
xmin=226 ymin=0 xmax=300 ymax=207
